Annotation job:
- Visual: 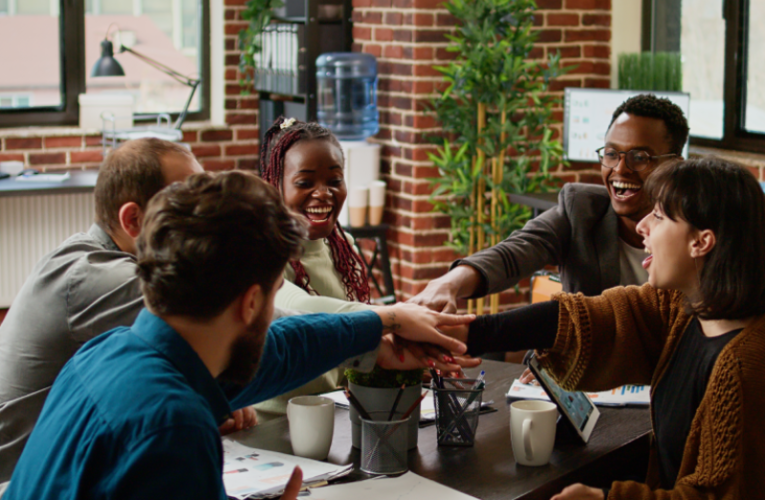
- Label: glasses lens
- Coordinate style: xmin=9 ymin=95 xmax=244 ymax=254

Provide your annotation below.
xmin=600 ymin=148 xmax=619 ymax=168
xmin=627 ymin=151 xmax=651 ymax=171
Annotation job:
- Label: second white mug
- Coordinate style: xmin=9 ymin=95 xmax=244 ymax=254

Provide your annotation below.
xmin=509 ymin=400 xmax=558 ymax=466
xmin=287 ymin=396 xmax=335 ymax=460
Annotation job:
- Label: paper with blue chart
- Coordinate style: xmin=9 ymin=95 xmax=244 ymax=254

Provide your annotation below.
xmin=222 ymin=439 xmax=351 ymax=499
xmin=507 ymin=379 xmax=650 ymax=407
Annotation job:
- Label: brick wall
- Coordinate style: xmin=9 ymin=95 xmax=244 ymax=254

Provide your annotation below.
xmin=351 ymin=0 xmax=612 ymax=305
xmin=1 ymin=0 xmax=625 ymax=312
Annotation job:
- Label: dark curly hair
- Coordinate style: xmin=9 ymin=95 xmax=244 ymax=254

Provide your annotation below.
xmin=259 ymin=116 xmax=371 ymax=303
xmin=607 ymin=94 xmax=690 ymax=155
xmin=137 ymin=171 xmax=306 ymax=319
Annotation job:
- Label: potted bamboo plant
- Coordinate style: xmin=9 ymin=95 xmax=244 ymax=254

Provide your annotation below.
xmin=429 ymin=0 xmax=568 ymax=315
xmin=345 ymin=366 xmax=424 ymax=450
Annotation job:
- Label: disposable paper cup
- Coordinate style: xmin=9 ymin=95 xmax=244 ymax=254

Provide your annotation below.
xmin=349 ymin=186 xmax=369 ymax=208
xmin=369 ymin=180 xmax=386 ymax=207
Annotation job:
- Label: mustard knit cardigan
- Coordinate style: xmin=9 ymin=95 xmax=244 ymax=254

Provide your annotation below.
xmin=539 ymin=284 xmax=765 ymax=500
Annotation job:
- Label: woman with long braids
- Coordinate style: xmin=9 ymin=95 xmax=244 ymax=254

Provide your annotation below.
xmin=253 ymin=117 xmax=470 ymax=420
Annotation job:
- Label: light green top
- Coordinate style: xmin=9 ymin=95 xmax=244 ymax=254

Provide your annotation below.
xmin=253 ymin=236 xmax=372 ymax=420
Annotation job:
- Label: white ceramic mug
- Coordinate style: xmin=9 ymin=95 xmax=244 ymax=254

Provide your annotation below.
xmin=287 ymin=396 xmax=335 ymax=460
xmin=510 ymin=400 xmax=558 ymax=466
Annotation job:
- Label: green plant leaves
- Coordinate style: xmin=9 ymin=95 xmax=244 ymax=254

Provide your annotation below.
xmin=428 ymin=0 xmax=566 ymax=255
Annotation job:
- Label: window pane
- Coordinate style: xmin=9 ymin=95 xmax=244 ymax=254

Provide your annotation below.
xmin=745 ymin=1 xmax=765 ymax=134
xmin=100 ymin=0 xmax=132 ymax=15
xmin=85 ymin=0 xmax=201 ymax=118
xmin=0 ymin=5 xmax=62 ymax=109
xmin=680 ymin=0 xmax=726 ymax=139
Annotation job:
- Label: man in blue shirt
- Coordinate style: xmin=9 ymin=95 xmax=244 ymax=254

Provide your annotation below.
xmin=5 ymin=171 xmax=474 ymax=500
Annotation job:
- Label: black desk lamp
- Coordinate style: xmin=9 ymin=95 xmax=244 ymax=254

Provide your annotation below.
xmin=91 ymin=28 xmax=200 ymax=130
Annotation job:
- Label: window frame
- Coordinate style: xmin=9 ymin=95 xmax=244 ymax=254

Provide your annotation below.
xmin=644 ymin=0 xmax=765 ymax=154
xmin=0 ymin=0 xmax=210 ymax=129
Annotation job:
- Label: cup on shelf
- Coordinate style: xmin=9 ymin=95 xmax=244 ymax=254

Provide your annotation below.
xmin=368 ymin=180 xmax=386 ymax=226
xmin=287 ymin=396 xmax=335 ymax=460
xmin=348 ymin=185 xmax=369 ymax=227
xmin=509 ymin=400 xmax=558 ymax=466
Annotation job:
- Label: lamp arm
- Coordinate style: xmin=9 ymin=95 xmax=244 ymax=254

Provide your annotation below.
xmin=174 ymin=80 xmax=200 ymax=130
xmin=120 ymin=46 xmax=199 ymax=88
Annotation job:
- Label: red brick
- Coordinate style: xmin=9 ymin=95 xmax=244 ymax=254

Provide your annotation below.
xmin=549 ymin=78 xmax=582 ymax=91
xmin=547 ymin=13 xmax=579 ymax=26
xmin=225 ymin=39 xmax=235 ymax=51
xmin=412 ymin=29 xmax=449 ymax=43
xmin=529 ymin=47 xmax=544 ymax=59
xmin=412 ymin=0 xmax=445 ymax=7
xmin=413 ymin=81 xmax=435 ymax=93
xmin=353 ymin=0 xmax=373 ymax=6
xmin=372 ymin=0 xmax=391 ymax=6
xmin=565 ymin=0 xmax=610 ymax=8
xmin=385 ymin=12 xmax=403 ymax=25
xmin=236 ymin=129 xmax=259 ymax=140
xmin=437 ymin=13 xmax=457 ymax=26
xmin=584 ymin=77 xmax=611 ymax=88
xmin=0 ymin=153 xmax=24 ymax=162
xmin=201 ymin=130 xmax=234 ymax=142
xmin=365 ymin=44 xmax=382 ymax=57
xmin=537 ymin=0 xmax=562 ymax=7
xmin=392 ymin=0 xmax=412 ymax=6
xmin=225 ymin=99 xmax=237 ymax=110
xmin=224 ymin=0 xmax=247 ymax=5
xmin=565 ymin=29 xmax=610 ymax=42
xmin=224 ymin=9 xmax=235 ymax=20
xmin=85 ymin=135 xmax=102 ymax=146
xmin=182 ymin=131 xmax=198 ymax=143
xmin=583 ymin=45 xmax=610 ymax=58
xmin=45 ymin=136 xmax=82 ymax=148
xmin=192 ymin=145 xmax=222 ymax=157
xmin=413 ymin=65 xmax=443 ymax=77
xmin=225 ymin=68 xmax=237 ymax=80
xmin=29 ymin=152 xmax=66 ymax=165
xmin=237 ymin=158 xmax=258 ymax=170
xmin=391 ymin=63 xmax=413 ymax=76
xmin=534 ymin=29 xmax=562 ymax=43
xmin=393 ymin=29 xmax=413 ymax=42
xmin=6 ymin=138 xmax=42 ymax=150
xmin=413 ymin=13 xmax=434 ymax=26
xmin=384 ymin=45 xmax=404 ymax=58
xmin=70 ymin=150 xmax=103 ymax=163
xmin=203 ymin=159 xmax=236 ymax=171
xmin=375 ymin=28 xmax=394 ymax=41
xmin=226 ymin=144 xmax=259 ymax=156
xmin=240 ymin=97 xmax=258 ymax=109
xmin=224 ymin=22 xmax=249 ymax=36
xmin=582 ymin=14 xmax=611 ymax=26
xmin=225 ymin=84 xmax=245 ymax=95
xmin=353 ymin=27 xmax=372 ymax=41
xmin=226 ymin=113 xmax=257 ymax=125
xmin=549 ymin=45 xmax=581 ymax=58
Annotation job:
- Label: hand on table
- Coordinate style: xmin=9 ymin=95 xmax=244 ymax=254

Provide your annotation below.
xmin=550 ymin=484 xmax=605 ymax=500
xmin=218 ymin=406 xmax=258 ymax=436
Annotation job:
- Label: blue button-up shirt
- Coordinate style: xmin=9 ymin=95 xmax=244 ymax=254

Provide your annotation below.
xmin=4 ymin=308 xmax=381 ymax=499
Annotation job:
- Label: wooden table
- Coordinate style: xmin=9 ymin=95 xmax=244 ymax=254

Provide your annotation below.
xmin=231 ymin=360 xmax=652 ymax=499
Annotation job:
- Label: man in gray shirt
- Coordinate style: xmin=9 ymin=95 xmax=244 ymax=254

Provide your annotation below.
xmin=410 ymin=94 xmax=690 ymax=311
xmin=0 ymin=138 xmax=203 ymax=483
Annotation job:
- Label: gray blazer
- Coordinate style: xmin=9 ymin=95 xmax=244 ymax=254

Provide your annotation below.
xmin=454 ymin=183 xmax=622 ymax=297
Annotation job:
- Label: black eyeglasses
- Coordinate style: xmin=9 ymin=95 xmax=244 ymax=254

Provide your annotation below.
xmin=595 ymin=147 xmax=678 ymax=172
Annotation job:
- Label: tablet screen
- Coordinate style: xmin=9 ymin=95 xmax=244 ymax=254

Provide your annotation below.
xmin=535 ymin=365 xmax=593 ymax=431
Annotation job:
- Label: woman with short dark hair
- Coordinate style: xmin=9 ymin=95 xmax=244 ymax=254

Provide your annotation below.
xmin=460 ymin=157 xmax=765 ymax=500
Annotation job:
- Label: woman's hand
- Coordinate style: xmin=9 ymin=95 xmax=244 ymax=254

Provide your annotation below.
xmin=376 ymin=334 xmax=482 ymax=372
xmin=550 ymin=484 xmax=605 ymax=500
xmin=372 ymin=303 xmax=475 ymax=355
xmin=218 ymin=406 xmax=258 ymax=435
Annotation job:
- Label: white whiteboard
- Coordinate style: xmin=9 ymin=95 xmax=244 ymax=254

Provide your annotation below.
xmin=563 ymin=88 xmax=690 ymax=163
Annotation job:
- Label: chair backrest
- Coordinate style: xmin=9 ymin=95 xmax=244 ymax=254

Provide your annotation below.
xmin=530 ymin=271 xmax=562 ymax=304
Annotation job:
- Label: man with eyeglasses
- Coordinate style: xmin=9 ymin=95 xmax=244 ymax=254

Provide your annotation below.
xmin=410 ymin=94 xmax=690 ymax=311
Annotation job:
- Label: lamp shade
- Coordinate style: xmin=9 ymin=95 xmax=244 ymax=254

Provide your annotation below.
xmin=91 ymin=40 xmax=125 ymax=77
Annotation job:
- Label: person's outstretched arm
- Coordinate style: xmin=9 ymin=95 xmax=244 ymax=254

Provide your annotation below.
xmin=229 ymin=304 xmax=474 ymax=408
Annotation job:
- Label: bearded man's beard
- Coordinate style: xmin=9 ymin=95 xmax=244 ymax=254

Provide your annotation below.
xmin=218 ymin=322 xmax=266 ymax=387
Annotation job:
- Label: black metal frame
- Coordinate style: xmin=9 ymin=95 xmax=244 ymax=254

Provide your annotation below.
xmin=644 ymin=0 xmax=765 ymax=154
xmin=0 ymin=0 xmax=210 ymax=129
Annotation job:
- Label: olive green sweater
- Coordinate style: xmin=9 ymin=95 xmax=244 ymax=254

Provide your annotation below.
xmin=253 ymin=237 xmax=372 ymax=420
xmin=541 ymin=284 xmax=765 ymax=499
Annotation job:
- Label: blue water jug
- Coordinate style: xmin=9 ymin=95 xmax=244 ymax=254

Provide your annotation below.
xmin=316 ymin=52 xmax=379 ymax=140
